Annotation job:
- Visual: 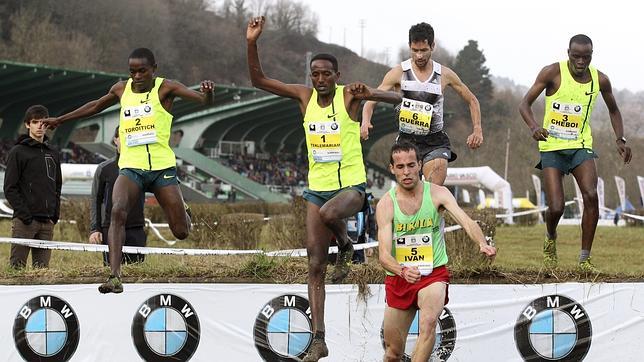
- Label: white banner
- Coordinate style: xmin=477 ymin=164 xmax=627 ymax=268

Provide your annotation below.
xmin=638 ymin=176 xmax=644 ymax=208
xmin=1 ymin=283 xmax=644 ymax=361
xmin=478 ymin=189 xmax=486 ymax=208
xmin=597 ymin=177 xmax=605 ymax=212
xmin=532 ymin=174 xmax=542 ymax=208
xmin=462 ymin=189 xmax=470 ymax=204
xmin=615 ymin=176 xmax=626 ymax=211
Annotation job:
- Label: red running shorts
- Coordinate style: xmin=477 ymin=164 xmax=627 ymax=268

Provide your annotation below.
xmin=385 ymin=265 xmax=450 ymax=310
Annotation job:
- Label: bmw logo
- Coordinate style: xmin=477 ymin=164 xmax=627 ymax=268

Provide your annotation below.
xmin=13 ymin=295 xmax=80 ymax=362
xmin=514 ymin=294 xmax=592 ymax=361
xmin=380 ymin=308 xmax=456 ymax=361
xmin=254 ymin=294 xmax=313 ymax=361
xmin=131 ymin=294 xmax=200 ymax=361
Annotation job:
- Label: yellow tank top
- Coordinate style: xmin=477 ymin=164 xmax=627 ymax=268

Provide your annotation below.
xmin=303 ymin=86 xmax=366 ymax=191
xmin=119 ymin=78 xmax=176 ymax=170
xmin=540 ymin=61 xmax=599 ymax=151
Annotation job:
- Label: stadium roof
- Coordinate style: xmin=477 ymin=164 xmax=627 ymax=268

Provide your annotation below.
xmin=0 ymin=60 xmax=260 ymax=141
xmin=0 ymin=59 xmax=398 ymax=158
xmin=0 ymin=60 xmax=127 ymax=138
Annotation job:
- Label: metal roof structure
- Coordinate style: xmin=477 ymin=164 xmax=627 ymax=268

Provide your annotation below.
xmin=0 ymin=60 xmax=261 ymax=143
xmin=0 ymin=60 xmax=127 ymax=139
xmin=0 ymin=60 xmax=398 ymax=156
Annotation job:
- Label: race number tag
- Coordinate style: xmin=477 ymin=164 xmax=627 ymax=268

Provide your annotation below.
xmin=395 ymin=233 xmax=433 ymax=276
xmin=546 ymin=102 xmax=582 ymax=140
xmin=122 ymin=104 xmax=157 ymax=147
xmin=398 ymin=98 xmax=433 ymax=135
xmin=307 ymin=121 xmax=342 ymax=163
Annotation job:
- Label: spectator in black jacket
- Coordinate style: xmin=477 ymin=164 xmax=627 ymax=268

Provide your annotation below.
xmin=89 ymin=126 xmax=146 ymax=264
xmin=3 ymin=105 xmax=62 ymax=268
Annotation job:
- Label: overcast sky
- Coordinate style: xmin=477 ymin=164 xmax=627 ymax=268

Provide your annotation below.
xmin=303 ymin=0 xmax=642 ymax=92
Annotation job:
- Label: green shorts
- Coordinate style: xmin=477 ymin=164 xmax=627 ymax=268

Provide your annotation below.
xmin=120 ymin=167 xmax=179 ymax=192
xmin=303 ymin=183 xmax=367 ymax=210
xmin=536 ymin=149 xmax=598 ymax=175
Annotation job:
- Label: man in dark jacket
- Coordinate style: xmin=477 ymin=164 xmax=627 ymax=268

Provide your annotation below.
xmin=89 ymin=126 xmax=146 ymax=264
xmin=3 ymin=105 xmax=62 ymax=268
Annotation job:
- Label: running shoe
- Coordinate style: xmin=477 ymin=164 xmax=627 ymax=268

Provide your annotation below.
xmin=578 ymin=258 xmax=598 ymax=273
xmin=543 ymin=237 xmax=557 ymax=267
xmin=331 ymin=241 xmax=354 ymax=283
xmin=98 ymin=275 xmax=123 ymax=294
xmin=302 ymin=338 xmax=329 ymax=361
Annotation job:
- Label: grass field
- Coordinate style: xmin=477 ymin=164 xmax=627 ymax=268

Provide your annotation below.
xmin=0 ymin=218 xmax=643 ymax=285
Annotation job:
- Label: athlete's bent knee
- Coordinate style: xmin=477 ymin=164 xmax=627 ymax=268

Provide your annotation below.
xmin=384 ymin=345 xmax=404 ymax=362
xmin=110 ymin=202 xmax=128 ymax=225
xmin=318 ymin=205 xmax=339 ymax=225
xmin=171 ymin=226 xmax=189 ymax=240
xmin=547 ymin=202 xmax=565 ymax=218
xmin=418 ymin=314 xmax=438 ymax=338
xmin=308 ymin=256 xmax=327 ymax=276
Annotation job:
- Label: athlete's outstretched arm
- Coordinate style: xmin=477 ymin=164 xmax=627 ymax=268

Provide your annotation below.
xmin=165 ymin=79 xmax=215 ymax=105
xmin=361 ymin=67 xmax=402 ymax=140
xmin=43 ymin=82 xmax=123 ymax=129
xmin=432 ymin=185 xmax=496 ymax=258
xmin=598 ymin=72 xmax=632 ymax=164
xmin=376 ymin=194 xmax=421 ymax=283
xmin=347 ymin=82 xmax=401 ymax=104
xmin=246 ymin=16 xmax=309 ymax=104
xmin=443 ymin=67 xmax=483 ymax=149
xmin=519 ymin=64 xmax=557 ymax=141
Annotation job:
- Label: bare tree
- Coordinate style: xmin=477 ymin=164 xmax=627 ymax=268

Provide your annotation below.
xmin=267 ymin=0 xmax=317 ymax=36
xmin=0 ymin=8 xmax=97 ymax=69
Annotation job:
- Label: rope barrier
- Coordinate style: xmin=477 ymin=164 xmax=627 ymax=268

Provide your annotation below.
xmin=0 ymin=226 xmax=465 ymax=257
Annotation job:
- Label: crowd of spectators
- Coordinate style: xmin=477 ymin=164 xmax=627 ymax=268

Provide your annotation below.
xmin=219 ymin=153 xmax=308 ymax=187
xmin=60 ymin=142 xmax=105 ymax=164
xmin=1 ymin=139 xmax=103 ymax=167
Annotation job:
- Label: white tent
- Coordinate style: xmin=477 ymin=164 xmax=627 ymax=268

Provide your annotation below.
xmin=445 ymin=166 xmax=513 ymax=224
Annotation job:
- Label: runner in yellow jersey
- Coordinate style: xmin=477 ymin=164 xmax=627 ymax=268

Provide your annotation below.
xmin=44 ymin=48 xmax=215 ymax=292
xmin=247 ymin=16 xmax=401 ymax=362
xmin=519 ymin=34 xmax=632 ymax=272
xmin=377 ymin=141 xmax=495 ymax=361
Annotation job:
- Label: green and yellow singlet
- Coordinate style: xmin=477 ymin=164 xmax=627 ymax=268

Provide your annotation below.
xmin=119 ymin=78 xmax=175 ymax=170
xmin=387 ymin=182 xmax=447 ymax=276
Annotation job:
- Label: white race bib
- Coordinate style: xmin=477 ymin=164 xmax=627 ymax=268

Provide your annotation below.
xmin=398 ymin=98 xmax=433 ymax=135
xmin=122 ymin=104 xmax=157 ymax=147
xmin=307 ymin=121 xmax=342 ymax=163
xmin=395 ymin=233 xmax=433 ymax=276
xmin=546 ymin=101 xmax=583 ymax=141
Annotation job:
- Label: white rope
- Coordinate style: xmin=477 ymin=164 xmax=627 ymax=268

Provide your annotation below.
xmin=264 ymin=225 xmax=464 ymax=257
xmin=494 ymin=200 xmax=576 ymax=218
xmin=0 ymin=225 xmax=466 ymax=257
xmin=0 ymin=237 xmax=262 ymax=255
xmin=600 ymin=206 xmax=644 ymax=222
xmin=145 ymin=218 xmax=177 ymax=246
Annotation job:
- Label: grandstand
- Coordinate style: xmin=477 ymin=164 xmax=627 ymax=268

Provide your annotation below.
xmin=0 ymin=60 xmax=398 ymax=203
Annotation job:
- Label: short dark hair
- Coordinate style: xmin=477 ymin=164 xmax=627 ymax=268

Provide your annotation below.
xmin=569 ymin=34 xmax=593 ymax=48
xmin=113 ymin=125 xmax=120 ymax=139
xmin=389 ymin=141 xmax=421 ymax=165
xmin=311 ymin=53 xmax=338 ymax=72
xmin=409 ymin=22 xmax=434 ymax=45
xmin=129 ymin=48 xmax=156 ymax=66
xmin=23 ymin=105 xmax=49 ymax=124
